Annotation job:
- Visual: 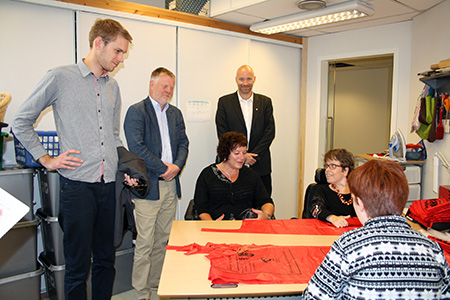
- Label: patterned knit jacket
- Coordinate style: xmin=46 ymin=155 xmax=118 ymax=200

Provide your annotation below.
xmin=302 ymin=215 xmax=450 ymax=300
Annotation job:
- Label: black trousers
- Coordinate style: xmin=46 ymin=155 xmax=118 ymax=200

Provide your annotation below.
xmin=59 ymin=176 xmax=116 ymax=300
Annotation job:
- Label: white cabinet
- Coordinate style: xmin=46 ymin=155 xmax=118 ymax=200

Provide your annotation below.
xmin=355 ymin=154 xmax=425 ymax=208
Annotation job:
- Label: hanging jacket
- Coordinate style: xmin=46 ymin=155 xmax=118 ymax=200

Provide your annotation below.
xmin=114 ymin=146 xmax=149 ymax=248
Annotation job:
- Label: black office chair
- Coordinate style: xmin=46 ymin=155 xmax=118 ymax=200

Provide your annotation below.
xmin=184 ymin=199 xmax=200 ymax=220
xmin=302 ymin=168 xmax=328 ymax=219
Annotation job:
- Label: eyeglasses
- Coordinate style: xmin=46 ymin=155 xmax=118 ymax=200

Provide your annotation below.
xmin=324 ymin=164 xmax=343 ymax=170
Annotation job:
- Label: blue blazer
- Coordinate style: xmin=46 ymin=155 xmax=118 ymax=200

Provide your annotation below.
xmin=124 ymin=97 xmax=189 ymax=200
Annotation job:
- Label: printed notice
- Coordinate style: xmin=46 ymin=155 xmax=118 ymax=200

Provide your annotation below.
xmin=187 ymin=100 xmax=211 ymax=122
xmin=0 ymin=188 xmax=30 ymax=239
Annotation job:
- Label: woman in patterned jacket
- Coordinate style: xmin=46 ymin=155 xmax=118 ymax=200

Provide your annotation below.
xmin=302 ymin=159 xmax=450 ymax=300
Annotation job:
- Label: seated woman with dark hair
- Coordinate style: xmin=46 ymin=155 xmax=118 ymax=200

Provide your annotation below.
xmin=310 ymin=148 xmax=357 ymax=228
xmin=193 ymin=131 xmax=274 ymax=220
xmin=302 ymin=159 xmax=450 ymax=299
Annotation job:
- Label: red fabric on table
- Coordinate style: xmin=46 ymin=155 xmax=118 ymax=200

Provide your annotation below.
xmin=200 ymin=218 xmax=362 ymax=235
xmin=166 ymin=242 xmax=331 ymax=285
xmin=408 ymin=198 xmax=450 ymax=228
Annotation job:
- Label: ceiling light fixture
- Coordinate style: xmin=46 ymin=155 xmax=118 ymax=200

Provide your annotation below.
xmin=250 ymin=0 xmax=374 ymax=35
xmin=297 ymin=0 xmax=327 ymax=10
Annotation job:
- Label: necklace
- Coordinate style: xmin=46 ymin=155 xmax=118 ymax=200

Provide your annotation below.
xmin=331 ymin=184 xmax=353 ymax=205
xmin=219 ymin=163 xmax=237 ymax=180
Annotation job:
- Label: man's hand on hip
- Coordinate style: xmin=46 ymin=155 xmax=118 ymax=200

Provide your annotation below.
xmin=38 ymin=150 xmax=83 ymax=171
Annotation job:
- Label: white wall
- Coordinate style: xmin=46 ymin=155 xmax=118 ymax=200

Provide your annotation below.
xmin=306 ymin=0 xmax=450 ymax=201
xmin=408 ymin=0 xmax=450 ymax=198
xmin=76 ymin=11 xmax=178 ymax=145
xmin=305 ymin=21 xmax=412 ymax=189
xmin=176 ymin=28 xmax=301 ymax=220
xmin=0 ymin=0 xmax=302 ymax=220
xmin=177 ymin=28 xmax=250 ymax=218
xmin=0 ymin=0 xmax=75 ymax=163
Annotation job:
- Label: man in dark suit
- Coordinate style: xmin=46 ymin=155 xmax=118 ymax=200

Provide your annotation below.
xmin=215 ymin=65 xmax=275 ymax=195
xmin=124 ymin=67 xmax=189 ymax=300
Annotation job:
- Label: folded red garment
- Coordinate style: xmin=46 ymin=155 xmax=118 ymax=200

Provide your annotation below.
xmin=166 ymin=242 xmax=331 ymax=285
xmin=408 ymin=198 xmax=450 ymax=228
xmin=200 ymin=218 xmax=361 ymax=235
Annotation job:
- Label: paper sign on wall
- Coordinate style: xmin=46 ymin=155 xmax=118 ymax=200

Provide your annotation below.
xmin=186 ymin=100 xmax=211 ymax=122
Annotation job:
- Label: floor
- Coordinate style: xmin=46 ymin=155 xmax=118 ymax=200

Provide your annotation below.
xmin=111 ymin=289 xmax=172 ymax=300
xmin=111 ymin=289 xmax=138 ymax=300
xmin=111 ymin=289 xmax=135 ymax=300
xmin=110 ymin=290 xmax=300 ymax=300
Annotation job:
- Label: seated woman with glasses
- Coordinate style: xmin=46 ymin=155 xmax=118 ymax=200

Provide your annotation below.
xmin=193 ymin=131 xmax=274 ymax=220
xmin=309 ymin=148 xmax=356 ymax=228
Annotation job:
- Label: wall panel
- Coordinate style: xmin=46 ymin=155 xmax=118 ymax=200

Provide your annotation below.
xmin=177 ymin=27 xmax=250 ymax=219
xmin=77 ymin=12 xmax=177 ymax=145
xmin=2 ymin=0 xmax=302 ymax=220
xmin=0 ymin=0 xmax=75 ymax=164
xmin=250 ymin=40 xmax=301 ymax=219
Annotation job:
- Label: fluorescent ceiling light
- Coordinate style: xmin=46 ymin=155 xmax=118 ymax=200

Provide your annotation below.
xmin=250 ymin=0 xmax=374 ymax=35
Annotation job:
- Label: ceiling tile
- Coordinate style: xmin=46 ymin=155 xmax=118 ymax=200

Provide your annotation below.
xmin=397 ymin=0 xmax=444 ymax=11
xmin=210 ymin=0 xmax=445 ymax=38
xmin=213 ymin=11 xmax=265 ymax=25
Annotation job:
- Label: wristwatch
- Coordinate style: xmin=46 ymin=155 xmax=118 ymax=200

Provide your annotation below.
xmin=264 ymin=212 xmax=273 ymax=220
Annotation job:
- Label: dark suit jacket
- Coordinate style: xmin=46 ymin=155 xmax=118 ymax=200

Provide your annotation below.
xmin=215 ymin=92 xmax=275 ymax=176
xmin=124 ymin=97 xmax=189 ymax=200
xmin=114 ymin=146 xmax=149 ymax=247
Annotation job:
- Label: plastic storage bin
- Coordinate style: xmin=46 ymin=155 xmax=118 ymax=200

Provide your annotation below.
xmin=0 ymin=166 xmax=34 ymax=221
xmin=40 ymin=248 xmax=133 ymax=300
xmin=408 ymin=184 xmax=421 ymax=202
xmin=404 ymin=165 xmax=421 ymax=184
xmin=40 ymin=253 xmax=92 ymax=300
xmin=116 ymin=229 xmax=134 ymax=251
xmin=37 ymin=208 xmax=65 ymax=265
xmin=0 ymin=218 xmax=39 ymax=278
xmin=0 ymin=266 xmax=44 ymax=300
xmin=37 ymin=168 xmax=60 ymax=216
xmin=14 ymin=131 xmax=59 ymax=167
xmin=113 ymin=248 xmax=134 ymax=295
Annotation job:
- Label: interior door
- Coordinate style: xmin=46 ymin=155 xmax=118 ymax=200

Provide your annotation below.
xmin=326 ymin=55 xmax=393 ymax=156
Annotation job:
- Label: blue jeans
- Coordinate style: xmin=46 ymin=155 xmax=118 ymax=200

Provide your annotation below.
xmin=59 ymin=176 xmax=116 ymax=300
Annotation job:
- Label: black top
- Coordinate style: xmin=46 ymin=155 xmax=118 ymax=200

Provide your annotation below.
xmin=193 ymin=164 xmax=273 ymax=220
xmin=309 ymin=184 xmax=356 ymax=222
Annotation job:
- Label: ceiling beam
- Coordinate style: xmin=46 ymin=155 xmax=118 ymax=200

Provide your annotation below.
xmin=56 ymin=0 xmax=302 ymax=45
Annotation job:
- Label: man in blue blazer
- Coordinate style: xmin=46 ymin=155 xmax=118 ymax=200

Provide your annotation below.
xmin=124 ymin=67 xmax=189 ymax=300
xmin=216 ymin=65 xmax=275 ymax=195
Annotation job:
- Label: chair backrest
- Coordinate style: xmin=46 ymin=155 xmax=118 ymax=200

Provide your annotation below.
xmin=184 ymin=199 xmax=200 ymax=220
xmin=302 ymin=168 xmax=327 ymax=219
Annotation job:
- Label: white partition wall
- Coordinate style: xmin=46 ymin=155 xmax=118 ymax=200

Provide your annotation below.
xmin=1 ymin=0 xmax=302 ymax=220
xmin=177 ymin=27 xmax=251 ymax=219
xmin=177 ymin=27 xmax=301 ymax=220
xmin=249 ymin=40 xmax=301 ymax=219
xmin=0 ymin=0 xmax=75 ymax=164
xmin=77 ymin=12 xmax=177 ymax=145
